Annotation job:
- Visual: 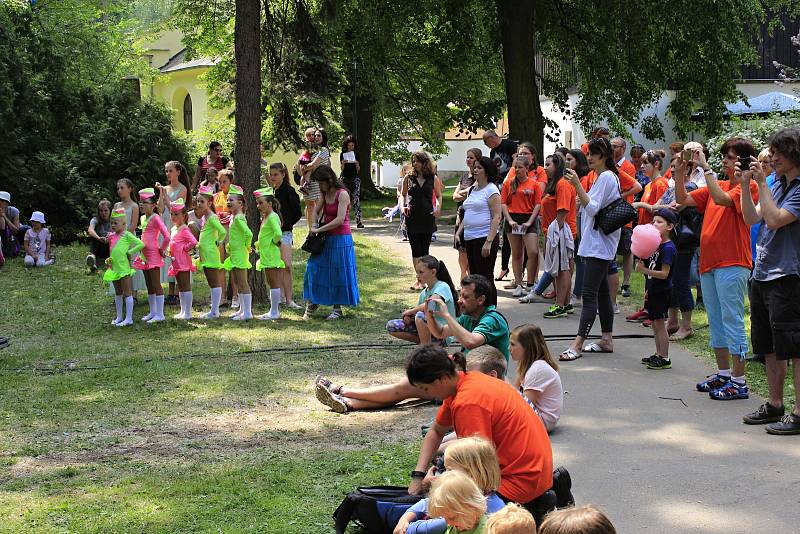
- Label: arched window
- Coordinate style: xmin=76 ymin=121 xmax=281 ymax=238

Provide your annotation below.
xmin=183 ymin=93 xmax=193 ymax=131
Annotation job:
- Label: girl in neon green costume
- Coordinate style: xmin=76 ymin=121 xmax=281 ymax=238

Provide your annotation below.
xmin=224 ymin=184 xmax=253 ymax=320
xmin=104 ymin=208 xmax=145 ymax=327
xmin=254 ymin=187 xmax=285 ymax=320
xmin=196 ymin=185 xmax=227 ymax=318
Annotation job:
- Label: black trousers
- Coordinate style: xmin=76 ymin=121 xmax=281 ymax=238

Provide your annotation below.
xmin=577 ymin=257 xmax=615 ymax=338
xmin=464 ymin=236 xmax=499 ymax=306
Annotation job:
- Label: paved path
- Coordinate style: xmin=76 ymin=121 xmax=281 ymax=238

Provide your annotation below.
xmin=361 ymin=220 xmax=800 ymax=534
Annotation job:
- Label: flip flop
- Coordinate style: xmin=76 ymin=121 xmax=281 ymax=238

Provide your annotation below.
xmin=559 ymin=348 xmax=582 ymax=361
xmin=669 ymin=331 xmax=694 ymax=341
xmin=583 ymin=342 xmax=613 ymax=353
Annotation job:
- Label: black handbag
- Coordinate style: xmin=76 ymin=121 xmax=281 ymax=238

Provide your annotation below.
xmin=675 ymin=207 xmax=703 ymax=250
xmin=301 ymin=213 xmax=326 ymax=255
xmin=594 ymin=197 xmax=637 ymax=234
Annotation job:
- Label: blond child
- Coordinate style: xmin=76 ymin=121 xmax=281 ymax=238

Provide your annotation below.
xmin=537 ymin=506 xmax=616 ymax=534
xmin=485 ymin=503 xmax=536 ymax=534
xmin=104 ymin=208 xmax=144 ymax=326
xmin=509 ymin=324 xmax=563 ymax=432
xmin=427 ymin=471 xmax=487 ymax=534
xmin=395 ymin=436 xmax=503 ymax=534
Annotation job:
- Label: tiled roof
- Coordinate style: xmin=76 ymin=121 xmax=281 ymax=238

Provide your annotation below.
xmin=159 ymin=48 xmax=218 ymax=73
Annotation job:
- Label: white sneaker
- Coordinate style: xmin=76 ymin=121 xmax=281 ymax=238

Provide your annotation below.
xmin=519 ymin=289 xmax=541 ymax=303
xmin=614 ymin=303 xmax=620 ymax=314
xmin=256 ymin=312 xmax=280 ymax=321
xmin=570 ymin=295 xmax=581 ymax=307
xmin=231 ymin=296 xmax=240 ymax=309
xmin=512 ymin=285 xmax=525 ymax=298
xmin=115 ymin=319 xmax=133 ymax=327
xmin=286 ymin=301 xmax=303 ymax=310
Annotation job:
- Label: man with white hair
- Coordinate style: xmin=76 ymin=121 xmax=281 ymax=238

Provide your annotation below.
xmin=482 ymin=130 xmax=518 ymax=182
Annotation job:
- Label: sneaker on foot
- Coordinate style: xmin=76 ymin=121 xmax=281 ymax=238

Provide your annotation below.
xmin=286 ymin=300 xmax=303 ymax=310
xmin=646 ymin=355 xmax=672 ymax=370
xmin=519 ymin=289 xmax=542 ymax=303
xmin=696 ymin=373 xmax=728 ymax=393
xmin=613 ymin=303 xmax=620 ymax=314
xmin=743 ymin=402 xmax=785 ymax=425
xmin=626 ymin=308 xmax=649 ymax=322
xmin=642 ymin=319 xmax=653 ymax=328
xmin=562 ymin=303 xmax=575 ymax=314
xmin=709 ymin=380 xmax=749 ymax=400
xmin=231 ymin=296 xmax=240 ymax=309
xmin=86 ymin=254 xmax=97 ymax=272
xmin=621 ymin=284 xmax=631 ymax=297
xmin=765 ymin=413 xmax=800 ymax=435
xmin=543 ymin=305 xmax=567 ymax=319
xmin=512 ymin=285 xmax=525 ymax=297
xmin=641 ymin=353 xmax=660 ymax=365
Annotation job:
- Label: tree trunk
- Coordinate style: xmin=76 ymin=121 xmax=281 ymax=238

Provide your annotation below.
xmin=235 ymin=0 xmax=266 ymax=304
xmin=355 ymin=94 xmax=380 ymax=198
xmin=496 ymin=0 xmax=545 ymax=161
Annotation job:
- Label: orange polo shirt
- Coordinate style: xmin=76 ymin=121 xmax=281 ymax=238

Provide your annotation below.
xmin=501 ymin=175 xmax=542 ymax=214
xmin=639 ymin=176 xmax=669 ymax=225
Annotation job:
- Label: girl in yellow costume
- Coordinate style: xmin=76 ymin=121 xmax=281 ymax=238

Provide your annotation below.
xmin=196 ymin=185 xmax=227 ymax=318
xmin=253 ymin=187 xmax=285 ymax=320
xmin=224 ymin=184 xmax=253 ymax=320
xmin=104 ymin=207 xmax=145 ymax=327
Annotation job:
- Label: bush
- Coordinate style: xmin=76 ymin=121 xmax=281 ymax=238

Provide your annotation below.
xmin=705 ymin=111 xmax=800 ymax=169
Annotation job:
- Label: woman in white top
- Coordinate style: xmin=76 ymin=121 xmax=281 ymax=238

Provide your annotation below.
xmin=560 ymin=138 xmax=620 ymax=361
xmin=455 ymin=156 xmax=502 ymax=305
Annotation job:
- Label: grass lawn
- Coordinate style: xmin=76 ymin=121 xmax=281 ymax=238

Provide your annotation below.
xmin=616 ymin=259 xmax=794 ymax=407
xmin=0 ymin=234 xmax=431 ymax=533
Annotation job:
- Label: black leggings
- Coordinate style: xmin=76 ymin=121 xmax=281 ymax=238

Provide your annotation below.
xmin=407 ymin=232 xmax=433 ymax=258
xmin=577 ymin=257 xmax=615 ymax=338
xmin=464 ymin=236 xmax=499 ymax=306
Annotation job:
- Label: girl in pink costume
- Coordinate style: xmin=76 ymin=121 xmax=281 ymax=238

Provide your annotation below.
xmin=167 ymin=198 xmax=198 ymax=320
xmin=135 ymin=188 xmax=171 ymax=323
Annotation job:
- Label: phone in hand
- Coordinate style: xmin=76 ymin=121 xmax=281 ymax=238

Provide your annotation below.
xmin=681 ymin=149 xmax=693 ymax=162
xmin=739 ymin=156 xmax=754 ymax=168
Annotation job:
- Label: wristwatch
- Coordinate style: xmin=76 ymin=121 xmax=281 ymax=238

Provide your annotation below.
xmin=410 ymin=470 xmax=427 ymax=479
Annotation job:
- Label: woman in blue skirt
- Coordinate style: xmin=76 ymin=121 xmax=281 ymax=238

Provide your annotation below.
xmin=303 ymin=165 xmax=360 ymax=320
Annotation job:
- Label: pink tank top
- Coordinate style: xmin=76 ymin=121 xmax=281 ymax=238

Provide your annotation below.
xmin=323 ymin=189 xmax=350 ymax=236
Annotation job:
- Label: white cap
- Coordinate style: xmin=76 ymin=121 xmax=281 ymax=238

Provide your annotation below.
xmin=30 ymin=211 xmax=46 ymax=224
xmin=0 ymin=191 xmax=10 ymax=203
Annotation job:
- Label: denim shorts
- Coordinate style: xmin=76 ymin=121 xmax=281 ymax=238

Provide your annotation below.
xmin=281 ymin=231 xmax=293 ymax=246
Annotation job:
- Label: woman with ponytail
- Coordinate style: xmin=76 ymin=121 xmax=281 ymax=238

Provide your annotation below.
xmin=405 ymin=345 xmax=553 ymax=520
xmin=386 ymin=255 xmax=458 ymax=345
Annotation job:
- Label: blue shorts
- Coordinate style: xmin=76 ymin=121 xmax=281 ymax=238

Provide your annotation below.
xmin=281 ymin=231 xmax=293 ymax=246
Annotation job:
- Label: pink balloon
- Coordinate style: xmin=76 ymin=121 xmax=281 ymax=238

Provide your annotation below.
xmin=631 ymin=224 xmax=662 ymax=259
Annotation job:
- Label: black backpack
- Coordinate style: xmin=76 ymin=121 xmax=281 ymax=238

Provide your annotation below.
xmin=333 ymin=486 xmax=423 ymax=534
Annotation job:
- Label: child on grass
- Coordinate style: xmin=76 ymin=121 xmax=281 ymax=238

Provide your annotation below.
xmin=510 ymin=324 xmax=563 ymax=432
xmin=636 ymin=209 xmax=678 ymax=370
xmin=253 ymin=186 xmax=285 ymax=320
xmin=196 ymin=185 xmax=227 ymax=319
xmin=86 ymin=199 xmax=112 ymax=272
xmin=135 ymin=188 xmax=170 ymax=322
xmin=395 ymin=436 xmax=504 ymax=534
xmin=167 ymin=198 xmax=198 ymax=320
xmin=23 ymin=211 xmax=54 ymax=267
xmin=104 ymin=208 xmax=144 ymax=326
xmin=223 ymin=184 xmax=253 ymax=320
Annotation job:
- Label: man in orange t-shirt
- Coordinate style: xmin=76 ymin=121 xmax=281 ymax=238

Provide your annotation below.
xmin=407 ymin=351 xmax=553 ymax=516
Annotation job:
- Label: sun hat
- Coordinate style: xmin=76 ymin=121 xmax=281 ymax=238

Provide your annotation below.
xmin=30 ymin=211 xmax=46 ymax=224
xmin=253 ymin=187 xmax=275 ymax=198
xmin=138 ymin=188 xmax=156 ymax=200
xmin=0 ymin=191 xmax=10 ymax=203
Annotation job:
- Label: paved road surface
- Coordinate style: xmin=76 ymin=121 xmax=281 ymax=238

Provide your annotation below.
xmin=362 ymin=220 xmax=800 ymax=534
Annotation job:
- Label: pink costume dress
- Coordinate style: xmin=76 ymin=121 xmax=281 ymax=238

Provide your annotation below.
xmin=167 ymin=225 xmax=198 ymax=276
xmin=134 ymin=213 xmax=170 ymax=270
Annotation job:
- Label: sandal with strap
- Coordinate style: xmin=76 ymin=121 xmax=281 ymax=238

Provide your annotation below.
xmin=326 ymin=308 xmax=344 ymax=320
xmin=559 ymin=348 xmax=582 ymax=362
xmin=315 ymin=375 xmax=343 ymax=395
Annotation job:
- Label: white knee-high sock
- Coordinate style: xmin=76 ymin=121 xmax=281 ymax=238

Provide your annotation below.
xmin=125 ymin=296 xmax=134 ymax=323
xmin=270 ymin=288 xmax=281 ymax=317
xmin=210 ymin=287 xmax=222 ymax=315
xmin=240 ymin=293 xmax=252 ymax=319
xmin=114 ymin=295 xmax=123 ymax=323
xmin=180 ymin=291 xmax=193 ymax=318
xmin=156 ymin=294 xmax=165 ymax=319
xmin=143 ymin=294 xmax=155 ymax=321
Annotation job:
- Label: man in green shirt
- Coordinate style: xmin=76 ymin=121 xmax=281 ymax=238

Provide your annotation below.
xmin=426 ymin=274 xmax=510 ymax=361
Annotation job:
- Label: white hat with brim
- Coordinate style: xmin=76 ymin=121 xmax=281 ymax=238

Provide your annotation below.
xmin=0 ymin=191 xmax=10 ymax=203
xmin=30 ymin=211 xmax=46 ymax=224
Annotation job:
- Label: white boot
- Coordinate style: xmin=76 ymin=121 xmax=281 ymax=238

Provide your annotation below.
xmin=112 ymin=295 xmax=123 ymax=325
xmin=142 ymin=294 xmax=155 ymax=322
xmin=116 ymin=296 xmax=134 ymax=327
xmin=233 ymin=292 xmax=252 ymax=320
xmin=204 ymin=287 xmax=222 ymax=319
xmin=148 ymin=295 xmax=165 ymax=323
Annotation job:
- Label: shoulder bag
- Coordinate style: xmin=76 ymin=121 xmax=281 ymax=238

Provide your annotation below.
xmin=593 ymin=174 xmax=637 ymax=234
xmin=301 ymin=212 xmax=326 ymax=255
